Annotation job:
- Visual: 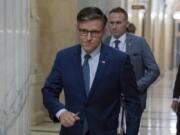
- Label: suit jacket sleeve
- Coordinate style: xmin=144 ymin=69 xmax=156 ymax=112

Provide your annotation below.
xmin=120 ymin=55 xmax=141 ymax=135
xmin=42 ymin=52 xmax=65 ymax=122
xmin=173 ymin=65 xmax=180 ymax=98
xmin=137 ymin=38 xmax=160 ymax=93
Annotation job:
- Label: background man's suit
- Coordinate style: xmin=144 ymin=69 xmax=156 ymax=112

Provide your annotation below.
xmin=173 ymin=65 xmax=180 ymax=134
xmin=42 ymin=44 xmax=141 ymax=135
xmin=103 ymin=33 xmax=160 ymax=110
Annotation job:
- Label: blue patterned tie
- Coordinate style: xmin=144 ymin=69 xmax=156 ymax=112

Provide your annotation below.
xmin=82 ymin=54 xmax=91 ymax=135
xmin=82 ymin=54 xmax=91 ymax=96
xmin=114 ymin=40 xmax=120 ymax=50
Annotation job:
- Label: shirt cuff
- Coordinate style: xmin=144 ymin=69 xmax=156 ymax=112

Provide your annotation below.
xmin=173 ymin=98 xmax=179 ymax=101
xmin=56 ymin=109 xmax=67 ymax=119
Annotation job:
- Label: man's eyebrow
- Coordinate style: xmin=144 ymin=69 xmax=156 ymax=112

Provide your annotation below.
xmin=109 ymin=21 xmax=121 ymax=23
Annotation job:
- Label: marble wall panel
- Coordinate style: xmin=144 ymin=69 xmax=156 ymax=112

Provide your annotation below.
xmin=0 ymin=0 xmax=30 ymax=135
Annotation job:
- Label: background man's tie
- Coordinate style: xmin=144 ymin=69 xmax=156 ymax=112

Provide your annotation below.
xmin=114 ymin=39 xmax=120 ymax=50
xmin=82 ymin=54 xmax=91 ymax=96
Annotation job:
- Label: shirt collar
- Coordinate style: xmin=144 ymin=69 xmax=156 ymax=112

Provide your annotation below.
xmin=110 ymin=33 xmax=126 ymax=47
xmin=112 ymin=33 xmax=126 ymax=43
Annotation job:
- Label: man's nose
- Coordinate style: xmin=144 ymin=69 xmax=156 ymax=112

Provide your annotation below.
xmin=111 ymin=23 xmax=117 ymax=28
xmin=86 ymin=32 xmax=92 ymax=40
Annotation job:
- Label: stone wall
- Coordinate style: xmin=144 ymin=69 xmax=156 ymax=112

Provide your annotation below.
xmin=0 ymin=0 xmax=30 ymax=135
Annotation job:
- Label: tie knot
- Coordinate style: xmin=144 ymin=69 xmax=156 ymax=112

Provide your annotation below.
xmin=84 ymin=54 xmax=91 ymax=60
xmin=114 ymin=40 xmax=120 ymax=44
xmin=114 ymin=40 xmax=120 ymax=50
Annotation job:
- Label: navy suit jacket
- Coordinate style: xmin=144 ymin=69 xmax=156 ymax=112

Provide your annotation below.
xmin=173 ymin=65 xmax=180 ymax=98
xmin=42 ymin=43 xmax=141 ymax=135
xmin=103 ymin=33 xmax=160 ymax=110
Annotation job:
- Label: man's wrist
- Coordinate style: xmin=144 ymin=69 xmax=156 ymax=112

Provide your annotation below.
xmin=56 ymin=109 xmax=67 ymax=119
xmin=173 ymin=98 xmax=179 ymax=101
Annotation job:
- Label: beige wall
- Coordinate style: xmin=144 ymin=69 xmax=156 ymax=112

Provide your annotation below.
xmin=30 ymin=0 xmax=78 ymax=125
xmin=151 ymin=0 xmax=166 ymax=70
xmin=37 ymin=0 xmax=78 ymax=74
xmin=77 ymin=0 xmax=127 ymax=14
xmin=145 ymin=0 xmax=180 ymax=70
xmin=162 ymin=0 xmax=180 ymax=70
xmin=173 ymin=2 xmax=180 ymax=67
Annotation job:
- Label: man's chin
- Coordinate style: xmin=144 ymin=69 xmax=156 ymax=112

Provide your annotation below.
xmin=113 ymin=34 xmax=120 ymax=39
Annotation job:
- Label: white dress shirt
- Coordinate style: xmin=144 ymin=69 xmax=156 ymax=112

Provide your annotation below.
xmin=109 ymin=33 xmax=126 ymax=52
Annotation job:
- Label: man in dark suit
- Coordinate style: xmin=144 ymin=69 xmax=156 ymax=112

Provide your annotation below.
xmin=103 ymin=7 xmax=160 ymax=128
xmin=171 ymin=65 xmax=180 ymax=135
xmin=42 ymin=7 xmax=141 ymax=135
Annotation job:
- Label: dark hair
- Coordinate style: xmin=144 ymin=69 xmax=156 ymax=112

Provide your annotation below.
xmin=77 ymin=7 xmax=107 ymax=28
xmin=109 ymin=7 xmax=128 ymax=20
xmin=127 ymin=22 xmax=136 ymax=33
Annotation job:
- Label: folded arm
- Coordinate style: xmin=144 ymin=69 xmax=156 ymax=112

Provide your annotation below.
xmin=42 ymin=53 xmax=65 ymax=122
xmin=137 ymin=38 xmax=160 ymax=93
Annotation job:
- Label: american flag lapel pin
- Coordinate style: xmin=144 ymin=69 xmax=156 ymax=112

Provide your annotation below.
xmin=102 ymin=60 xmax=106 ymax=64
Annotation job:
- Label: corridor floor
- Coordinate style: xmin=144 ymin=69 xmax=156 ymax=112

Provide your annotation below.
xmin=31 ymin=69 xmax=178 ymax=135
xmin=139 ymin=69 xmax=177 ymax=135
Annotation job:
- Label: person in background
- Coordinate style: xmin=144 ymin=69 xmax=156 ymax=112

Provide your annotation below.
xmin=127 ymin=22 xmax=136 ymax=34
xmin=42 ymin=6 xmax=141 ymax=135
xmin=171 ymin=64 xmax=180 ymax=135
xmin=103 ymin=7 xmax=160 ymax=132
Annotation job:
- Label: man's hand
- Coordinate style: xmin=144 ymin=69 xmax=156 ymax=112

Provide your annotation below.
xmin=171 ymin=100 xmax=179 ymax=112
xmin=59 ymin=111 xmax=80 ymax=127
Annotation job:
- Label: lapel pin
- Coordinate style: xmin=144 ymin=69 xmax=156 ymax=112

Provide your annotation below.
xmin=102 ymin=61 xmax=106 ymax=64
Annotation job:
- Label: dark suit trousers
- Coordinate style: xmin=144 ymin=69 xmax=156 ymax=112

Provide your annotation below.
xmin=177 ymin=104 xmax=180 ymax=135
xmin=85 ymin=130 xmax=91 ymax=135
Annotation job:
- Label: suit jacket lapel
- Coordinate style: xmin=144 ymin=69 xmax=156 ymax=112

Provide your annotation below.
xmin=103 ymin=36 xmax=111 ymax=47
xmin=88 ymin=44 xmax=110 ymax=100
xmin=126 ymin=33 xmax=133 ymax=55
xmin=72 ymin=45 xmax=87 ymax=98
xmin=72 ymin=44 xmax=110 ymax=100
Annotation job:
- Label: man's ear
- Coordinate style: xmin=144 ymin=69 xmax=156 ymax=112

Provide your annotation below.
xmin=104 ymin=25 xmax=110 ymax=34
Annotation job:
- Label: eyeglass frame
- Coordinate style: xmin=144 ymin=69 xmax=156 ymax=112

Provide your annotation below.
xmin=78 ymin=28 xmax=104 ymax=38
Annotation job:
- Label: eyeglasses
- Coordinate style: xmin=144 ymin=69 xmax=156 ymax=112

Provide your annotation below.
xmin=108 ymin=21 xmax=122 ymax=26
xmin=78 ymin=28 xmax=103 ymax=37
